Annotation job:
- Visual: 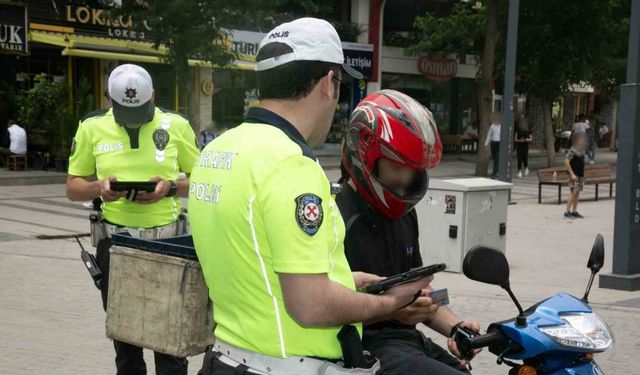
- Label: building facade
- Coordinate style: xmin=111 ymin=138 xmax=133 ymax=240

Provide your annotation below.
xmin=0 ymin=1 xmax=373 ymax=152
xmin=349 ymin=0 xmax=481 ymax=137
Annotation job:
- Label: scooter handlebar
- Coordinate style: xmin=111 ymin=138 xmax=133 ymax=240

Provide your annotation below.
xmin=467 ymin=329 xmax=503 ymax=349
xmin=454 ymin=326 xmax=504 ymax=361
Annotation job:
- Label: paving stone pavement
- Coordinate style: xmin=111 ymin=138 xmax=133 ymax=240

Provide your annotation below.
xmin=1 ymin=149 xmax=637 ymax=375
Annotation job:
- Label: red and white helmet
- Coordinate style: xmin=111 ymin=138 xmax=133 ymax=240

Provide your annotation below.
xmin=341 ymin=89 xmax=442 ymax=220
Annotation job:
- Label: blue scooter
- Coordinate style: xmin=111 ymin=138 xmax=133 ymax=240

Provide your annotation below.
xmin=454 ymin=234 xmax=614 ymax=375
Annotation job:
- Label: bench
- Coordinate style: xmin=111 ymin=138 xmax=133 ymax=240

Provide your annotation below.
xmin=441 ymin=135 xmax=479 ymax=154
xmin=6 ymin=154 xmax=27 ymax=171
xmin=584 ymin=164 xmax=616 ymax=201
xmin=538 ymin=167 xmax=570 ymax=204
xmin=461 ymin=135 xmax=478 ymax=153
xmin=442 ymin=135 xmax=463 ymax=154
xmin=537 ymin=164 xmax=616 ymax=204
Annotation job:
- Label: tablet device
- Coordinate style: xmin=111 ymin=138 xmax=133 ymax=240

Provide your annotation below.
xmin=110 ymin=181 xmax=158 ymax=193
xmin=361 ymin=263 xmax=446 ymax=294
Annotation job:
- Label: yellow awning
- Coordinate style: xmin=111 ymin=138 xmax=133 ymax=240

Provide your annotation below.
xmin=30 ymin=30 xmax=255 ymax=70
xmin=61 ymin=47 xmax=162 ymax=63
xmin=29 ymin=30 xmax=167 ymax=55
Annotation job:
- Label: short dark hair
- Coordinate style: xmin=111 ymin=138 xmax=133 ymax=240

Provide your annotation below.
xmin=256 ymin=42 xmax=342 ymax=101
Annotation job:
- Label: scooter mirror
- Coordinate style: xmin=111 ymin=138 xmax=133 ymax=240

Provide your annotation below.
xmin=463 ymin=246 xmax=510 ymax=286
xmin=587 ymin=234 xmax=605 ymax=274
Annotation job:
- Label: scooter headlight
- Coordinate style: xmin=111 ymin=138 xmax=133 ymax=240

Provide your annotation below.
xmin=540 ymin=312 xmax=613 ymax=351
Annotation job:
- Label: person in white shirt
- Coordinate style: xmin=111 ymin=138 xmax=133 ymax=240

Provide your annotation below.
xmin=462 ymin=123 xmax=479 ymax=139
xmin=0 ymin=120 xmax=27 ymax=168
xmin=598 ymin=124 xmax=609 ymax=137
xmin=572 ymin=114 xmax=590 ymax=134
xmin=484 ymin=112 xmax=502 ymax=178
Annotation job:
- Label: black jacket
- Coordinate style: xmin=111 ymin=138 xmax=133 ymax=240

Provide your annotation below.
xmin=336 ymin=183 xmax=423 ymax=330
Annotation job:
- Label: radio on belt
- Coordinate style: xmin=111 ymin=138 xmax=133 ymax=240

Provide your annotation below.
xmin=76 ymin=236 xmax=104 ymax=289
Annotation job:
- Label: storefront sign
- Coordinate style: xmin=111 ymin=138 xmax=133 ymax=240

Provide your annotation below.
xmin=417 ymin=55 xmax=458 ymax=82
xmin=226 ymin=29 xmax=264 ymax=59
xmin=223 ymin=30 xmax=374 ymax=71
xmin=0 ymin=3 xmax=28 ymax=54
xmin=342 ymin=42 xmax=374 ymax=79
xmin=64 ymin=5 xmax=151 ymax=40
xmin=29 ymin=0 xmax=153 ymax=41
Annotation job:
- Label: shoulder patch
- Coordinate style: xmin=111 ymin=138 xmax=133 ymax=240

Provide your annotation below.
xmin=295 ymin=194 xmax=324 ymax=236
xmin=80 ymin=108 xmax=109 ymax=123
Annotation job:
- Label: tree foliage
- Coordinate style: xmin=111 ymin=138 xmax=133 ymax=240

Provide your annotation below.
xmin=102 ymin=1 xmax=355 ymax=126
xmin=409 ymin=0 xmax=630 ymax=99
xmin=16 ymin=75 xmax=94 ymax=157
xmin=515 ymin=0 xmax=630 ymax=99
xmin=407 ymin=0 xmax=630 ymax=167
xmin=106 ymin=0 xmax=348 ymax=84
xmin=407 ymin=2 xmax=485 ymax=62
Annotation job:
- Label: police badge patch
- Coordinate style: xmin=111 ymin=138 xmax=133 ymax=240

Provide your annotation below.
xmin=153 ymin=129 xmax=170 ymax=151
xmin=295 ymin=194 xmax=323 ymax=236
xmin=153 ymin=129 xmax=170 ymax=162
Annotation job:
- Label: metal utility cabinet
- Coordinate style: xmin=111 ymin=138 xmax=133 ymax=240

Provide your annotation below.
xmin=415 ymin=178 xmax=512 ymax=273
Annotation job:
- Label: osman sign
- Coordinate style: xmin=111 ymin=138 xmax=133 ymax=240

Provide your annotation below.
xmin=0 ymin=3 xmax=28 ymax=54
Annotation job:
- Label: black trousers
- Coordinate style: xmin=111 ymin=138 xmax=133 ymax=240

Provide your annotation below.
xmin=490 ymin=141 xmax=500 ymax=177
xmin=197 ymin=348 xmax=262 ymax=375
xmin=96 ymin=239 xmax=189 ymax=375
xmin=363 ymin=328 xmax=470 ymax=375
xmin=516 ymin=142 xmax=529 ymax=170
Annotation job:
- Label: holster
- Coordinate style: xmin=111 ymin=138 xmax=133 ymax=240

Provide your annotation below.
xmin=177 ymin=210 xmax=189 ymax=235
xmin=90 ymin=211 xmax=107 ymax=248
xmin=337 ymin=325 xmax=377 ymax=370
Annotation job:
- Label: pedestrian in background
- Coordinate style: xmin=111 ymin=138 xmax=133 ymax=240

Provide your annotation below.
xmin=485 ymin=112 xmax=502 ymax=178
xmin=572 ymin=113 xmax=595 ymax=162
xmin=0 ymin=120 xmax=27 ymax=168
xmin=515 ymin=118 xmax=532 ymax=178
xmin=598 ymin=123 xmax=610 ymax=147
xmin=572 ymin=114 xmax=590 ymax=135
xmin=564 ymin=133 xmax=588 ymax=219
xmin=198 ymin=123 xmax=216 ymax=150
xmin=585 ymin=114 xmax=596 ymax=164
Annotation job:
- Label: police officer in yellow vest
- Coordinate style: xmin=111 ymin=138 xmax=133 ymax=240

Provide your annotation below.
xmin=189 ymin=18 xmax=433 ymax=375
xmin=66 ymin=64 xmax=200 ymax=375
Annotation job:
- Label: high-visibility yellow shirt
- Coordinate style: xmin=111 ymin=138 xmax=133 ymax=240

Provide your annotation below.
xmin=68 ymin=107 xmax=200 ymax=228
xmin=188 ymin=107 xmax=359 ymax=359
